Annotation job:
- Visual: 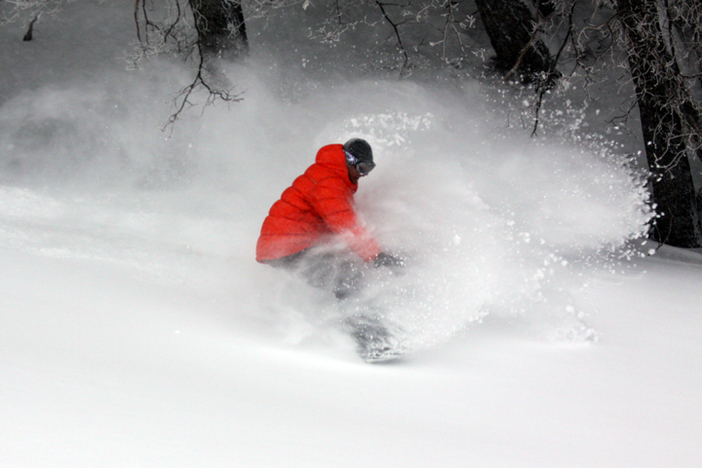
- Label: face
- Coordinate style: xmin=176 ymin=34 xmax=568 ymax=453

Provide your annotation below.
xmin=344 ymin=148 xmax=375 ymax=184
xmin=347 ymin=163 xmax=362 ymax=184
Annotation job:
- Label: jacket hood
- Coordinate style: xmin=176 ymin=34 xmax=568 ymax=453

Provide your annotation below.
xmin=315 ymin=144 xmax=356 ymax=189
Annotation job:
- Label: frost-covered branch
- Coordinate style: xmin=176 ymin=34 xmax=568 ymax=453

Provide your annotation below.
xmin=306 ymin=0 xmax=476 ymax=76
xmin=428 ymin=0 xmax=474 ymax=64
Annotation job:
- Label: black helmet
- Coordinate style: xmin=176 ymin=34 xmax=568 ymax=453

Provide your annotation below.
xmin=343 ymin=138 xmax=373 ymax=163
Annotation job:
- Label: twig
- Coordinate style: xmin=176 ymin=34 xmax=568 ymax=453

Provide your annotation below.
xmin=23 ymin=14 xmax=38 ymax=41
xmin=375 ymin=1 xmax=411 ymax=77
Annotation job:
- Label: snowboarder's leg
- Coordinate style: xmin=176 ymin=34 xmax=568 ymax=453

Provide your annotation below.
xmin=291 ymin=251 xmax=363 ymax=300
xmin=266 ymin=249 xmax=406 ymax=362
xmin=331 ymin=259 xmax=363 ymax=300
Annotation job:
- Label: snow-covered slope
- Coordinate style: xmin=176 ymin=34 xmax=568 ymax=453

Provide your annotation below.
xmin=2 ymin=224 xmax=701 ymax=467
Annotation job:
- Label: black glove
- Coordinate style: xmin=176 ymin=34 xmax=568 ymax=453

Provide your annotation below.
xmin=374 ymin=252 xmax=405 ymax=268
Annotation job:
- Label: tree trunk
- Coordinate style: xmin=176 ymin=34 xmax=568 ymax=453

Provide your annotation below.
xmin=475 ymin=0 xmax=558 ymax=85
xmin=617 ymin=0 xmax=702 ymax=247
xmin=189 ymin=0 xmax=248 ymax=61
xmin=667 ymin=0 xmax=702 ymax=164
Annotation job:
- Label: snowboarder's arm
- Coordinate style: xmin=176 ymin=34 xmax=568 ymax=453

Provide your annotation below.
xmin=311 ymin=179 xmax=381 ymax=262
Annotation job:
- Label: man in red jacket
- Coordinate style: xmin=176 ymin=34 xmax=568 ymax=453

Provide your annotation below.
xmin=256 ymin=138 xmax=401 ymax=299
xmin=257 ymin=138 xmax=406 ymax=361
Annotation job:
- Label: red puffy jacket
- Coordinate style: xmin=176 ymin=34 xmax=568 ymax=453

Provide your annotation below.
xmin=256 ymin=144 xmax=382 ymax=263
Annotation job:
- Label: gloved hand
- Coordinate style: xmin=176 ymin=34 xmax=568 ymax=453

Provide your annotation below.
xmin=373 ymin=252 xmax=405 ymax=268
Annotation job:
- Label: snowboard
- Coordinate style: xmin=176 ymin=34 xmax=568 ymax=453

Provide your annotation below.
xmin=345 ymin=314 xmax=409 ymax=363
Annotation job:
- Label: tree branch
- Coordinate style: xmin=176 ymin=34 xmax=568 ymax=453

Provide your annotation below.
xmin=164 ymin=39 xmax=243 ymax=132
xmin=375 ymin=0 xmax=411 ymax=77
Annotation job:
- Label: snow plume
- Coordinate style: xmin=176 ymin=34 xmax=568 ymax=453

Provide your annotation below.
xmin=0 ymin=60 xmax=652 ymax=355
xmin=320 ymin=94 xmax=653 ymax=350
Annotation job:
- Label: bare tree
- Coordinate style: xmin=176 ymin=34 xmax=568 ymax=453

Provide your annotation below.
xmin=133 ymin=0 xmax=248 ymax=128
xmin=615 ymin=0 xmax=702 ymax=247
xmin=562 ymin=0 xmax=702 ymax=247
xmin=474 ymin=0 xmax=560 ymax=87
xmin=474 ymin=0 xmax=702 ymax=247
xmin=189 ymin=0 xmax=248 ymax=61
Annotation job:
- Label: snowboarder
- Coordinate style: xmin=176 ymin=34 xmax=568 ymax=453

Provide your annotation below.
xmin=256 ymin=138 xmax=402 ymax=295
xmin=256 ymin=138 xmax=405 ymax=361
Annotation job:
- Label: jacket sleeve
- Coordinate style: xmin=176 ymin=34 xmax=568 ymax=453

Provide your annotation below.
xmin=309 ymin=177 xmax=381 ymax=262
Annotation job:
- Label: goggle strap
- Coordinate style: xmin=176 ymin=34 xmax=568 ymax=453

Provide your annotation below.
xmin=344 ymin=150 xmax=358 ymax=165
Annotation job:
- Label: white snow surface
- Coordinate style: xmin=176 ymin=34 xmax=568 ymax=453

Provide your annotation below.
xmin=1 ymin=2 xmax=701 ymax=467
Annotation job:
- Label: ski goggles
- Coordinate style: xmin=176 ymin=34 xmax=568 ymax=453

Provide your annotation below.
xmin=344 ymin=150 xmax=376 ymax=176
